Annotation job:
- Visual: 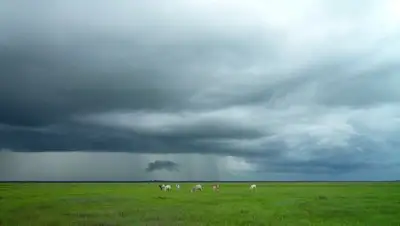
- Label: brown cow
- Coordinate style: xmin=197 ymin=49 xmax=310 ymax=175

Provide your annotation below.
xmin=212 ymin=184 xmax=220 ymax=192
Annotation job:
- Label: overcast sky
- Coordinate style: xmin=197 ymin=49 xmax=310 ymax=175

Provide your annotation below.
xmin=1 ymin=0 xmax=400 ymax=181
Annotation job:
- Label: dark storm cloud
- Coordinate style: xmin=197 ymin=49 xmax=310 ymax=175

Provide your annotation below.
xmin=0 ymin=45 xmax=194 ymax=127
xmin=0 ymin=123 xmax=281 ymax=160
xmin=1 ymin=0 xmax=400 ymax=179
xmin=0 ymin=27 xmax=280 ymax=128
xmin=146 ymin=160 xmax=179 ymax=172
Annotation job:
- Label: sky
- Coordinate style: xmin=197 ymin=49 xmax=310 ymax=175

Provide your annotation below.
xmin=1 ymin=0 xmax=400 ymax=181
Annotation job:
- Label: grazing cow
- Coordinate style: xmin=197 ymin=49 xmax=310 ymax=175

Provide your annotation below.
xmin=164 ymin=184 xmax=172 ymax=191
xmin=191 ymin=184 xmax=203 ymax=192
xmin=176 ymin=184 xmax=180 ymax=190
xmin=212 ymin=184 xmax=220 ymax=192
xmin=159 ymin=184 xmax=165 ymax=190
xmin=195 ymin=184 xmax=203 ymax=191
xmin=249 ymin=184 xmax=257 ymax=191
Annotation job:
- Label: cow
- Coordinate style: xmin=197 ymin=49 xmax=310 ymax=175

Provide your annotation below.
xmin=159 ymin=184 xmax=165 ymax=190
xmin=249 ymin=184 xmax=257 ymax=191
xmin=212 ymin=184 xmax=220 ymax=192
xmin=191 ymin=184 xmax=203 ymax=192
xmin=176 ymin=184 xmax=180 ymax=190
xmin=164 ymin=184 xmax=172 ymax=191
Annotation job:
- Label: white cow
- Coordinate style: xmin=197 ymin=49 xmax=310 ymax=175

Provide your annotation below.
xmin=176 ymin=184 xmax=180 ymax=190
xmin=164 ymin=184 xmax=172 ymax=191
xmin=191 ymin=184 xmax=203 ymax=192
xmin=249 ymin=184 xmax=257 ymax=191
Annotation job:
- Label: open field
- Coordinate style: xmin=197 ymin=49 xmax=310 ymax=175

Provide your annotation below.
xmin=1 ymin=182 xmax=400 ymax=226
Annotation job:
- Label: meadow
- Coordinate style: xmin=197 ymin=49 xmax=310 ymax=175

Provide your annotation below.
xmin=0 ymin=182 xmax=399 ymax=226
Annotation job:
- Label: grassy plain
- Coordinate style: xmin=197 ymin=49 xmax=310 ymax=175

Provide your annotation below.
xmin=0 ymin=182 xmax=399 ymax=226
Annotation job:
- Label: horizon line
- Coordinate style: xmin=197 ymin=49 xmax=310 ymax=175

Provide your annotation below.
xmin=0 ymin=180 xmax=399 ymax=183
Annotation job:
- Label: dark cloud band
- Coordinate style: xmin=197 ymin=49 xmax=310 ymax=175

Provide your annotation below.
xmin=146 ymin=160 xmax=179 ymax=172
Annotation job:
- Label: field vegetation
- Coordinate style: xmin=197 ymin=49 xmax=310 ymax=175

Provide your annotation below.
xmin=1 ymin=182 xmax=399 ymax=225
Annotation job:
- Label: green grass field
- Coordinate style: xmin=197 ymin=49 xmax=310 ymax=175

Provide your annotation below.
xmin=1 ymin=182 xmax=400 ymax=226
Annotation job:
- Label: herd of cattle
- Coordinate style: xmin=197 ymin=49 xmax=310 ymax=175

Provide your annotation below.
xmin=158 ymin=184 xmax=257 ymax=192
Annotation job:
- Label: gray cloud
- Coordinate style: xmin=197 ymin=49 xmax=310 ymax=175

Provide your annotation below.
xmin=146 ymin=160 xmax=180 ymax=172
xmin=1 ymin=0 xmax=400 ymax=180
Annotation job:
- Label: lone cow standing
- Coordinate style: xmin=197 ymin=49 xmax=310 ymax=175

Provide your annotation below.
xmin=212 ymin=184 xmax=220 ymax=192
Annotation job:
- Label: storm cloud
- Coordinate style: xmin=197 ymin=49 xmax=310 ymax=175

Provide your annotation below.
xmin=1 ymin=0 xmax=400 ymax=180
xmin=146 ymin=160 xmax=180 ymax=172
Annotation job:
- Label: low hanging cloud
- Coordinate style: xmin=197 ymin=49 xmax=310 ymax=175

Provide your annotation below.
xmin=146 ymin=160 xmax=180 ymax=172
xmin=1 ymin=0 xmax=400 ymax=180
